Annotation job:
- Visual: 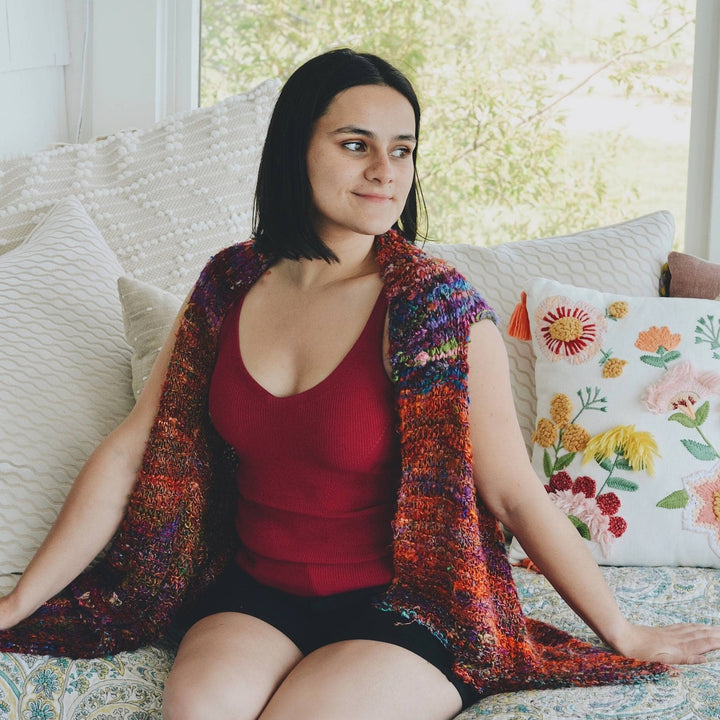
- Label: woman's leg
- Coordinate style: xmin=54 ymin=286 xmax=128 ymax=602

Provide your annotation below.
xmin=259 ymin=639 xmax=464 ymax=720
xmin=162 ymin=612 xmax=303 ymax=720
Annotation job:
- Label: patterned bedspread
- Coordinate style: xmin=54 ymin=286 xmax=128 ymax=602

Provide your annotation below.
xmin=463 ymin=566 xmax=720 ymax=720
xmin=1 ymin=567 xmax=718 ymax=719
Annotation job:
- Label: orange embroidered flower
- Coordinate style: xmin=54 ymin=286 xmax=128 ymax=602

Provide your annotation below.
xmin=635 ymin=326 xmax=681 ymax=353
xmin=549 ymin=393 xmax=573 ymax=428
xmin=534 ymin=296 xmax=607 ymax=364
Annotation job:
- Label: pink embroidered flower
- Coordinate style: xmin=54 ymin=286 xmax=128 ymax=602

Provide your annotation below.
xmin=545 ymin=473 xmax=626 ymax=556
xmin=644 ymin=361 xmax=720 ymax=419
xmin=547 ymin=490 xmax=620 ymax=556
xmin=683 ymin=466 xmax=720 ymax=558
xmin=534 ymin=295 xmax=607 ymax=364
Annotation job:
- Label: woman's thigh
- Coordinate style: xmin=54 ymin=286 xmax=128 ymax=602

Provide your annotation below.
xmin=259 ymin=639 xmax=464 ymax=720
xmin=162 ymin=612 xmax=303 ymax=720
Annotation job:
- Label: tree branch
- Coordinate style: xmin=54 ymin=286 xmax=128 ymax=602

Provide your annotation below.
xmin=420 ymin=17 xmax=694 ymax=183
xmin=525 ymin=18 xmax=694 ymax=126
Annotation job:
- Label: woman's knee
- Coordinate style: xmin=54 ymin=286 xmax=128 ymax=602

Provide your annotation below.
xmin=162 ymin=668 xmax=211 ymax=720
xmin=162 ymin=612 xmax=303 ymax=720
xmin=260 ymin=639 xmax=463 ymax=720
xmin=161 ymin=656 xmax=261 ymax=720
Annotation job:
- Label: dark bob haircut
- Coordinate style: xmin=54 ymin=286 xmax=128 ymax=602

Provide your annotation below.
xmin=253 ymin=48 xmax=425 ymax=262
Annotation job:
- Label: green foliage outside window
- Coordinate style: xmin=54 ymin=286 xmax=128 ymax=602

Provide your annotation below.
xmin=201 ymin=0 xmax=694 ymax=246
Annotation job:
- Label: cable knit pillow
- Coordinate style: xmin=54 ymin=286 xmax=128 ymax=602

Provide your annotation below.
xmin=511 ymin=277 xmax=720 ymax=568
xmin=117 ymin=276 xmax=183 ymax=399
xmin=0 ymin=79 xmax=280 ymax=298
xmin=0 ymin=197 xmax=133 ymax=574
xmin=428 ymin=211 xmax=674 ymax=453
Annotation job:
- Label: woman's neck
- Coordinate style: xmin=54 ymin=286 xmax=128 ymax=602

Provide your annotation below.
xmin=276 ymin=236 xmax=379 ymax=291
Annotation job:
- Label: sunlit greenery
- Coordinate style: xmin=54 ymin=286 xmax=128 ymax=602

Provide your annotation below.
xmin=201 ymin=0 xmax=694 ymax=245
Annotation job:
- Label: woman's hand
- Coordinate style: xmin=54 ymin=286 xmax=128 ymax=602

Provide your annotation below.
xmin=614 ymin=622 xmax=720 ymax=665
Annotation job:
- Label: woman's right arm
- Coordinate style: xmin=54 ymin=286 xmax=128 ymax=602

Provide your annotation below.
xmin=0 ymin=303 xmax=187 ymax=630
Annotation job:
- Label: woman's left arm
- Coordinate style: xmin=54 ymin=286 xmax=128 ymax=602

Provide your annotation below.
xmin=467 ymin=319 xmax=720 ymax=664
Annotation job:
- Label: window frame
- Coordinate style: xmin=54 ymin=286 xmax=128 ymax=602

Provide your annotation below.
xmin=90 ymin=0 xmax=199 ymax=138
xmin=686 ymin=0 xmax=720 ymax=260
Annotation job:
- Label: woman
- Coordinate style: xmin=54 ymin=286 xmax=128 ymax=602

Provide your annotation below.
xmin=1 ymin=49 xmax=719 ymax=720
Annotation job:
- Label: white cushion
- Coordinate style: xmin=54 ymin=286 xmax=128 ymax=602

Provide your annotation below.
xmin=0 ymin=79 xmax=280 ymax=298
xmin=0 ymin=197 xmax=133 ymax=573
xmin=428 ymin=211 xmax=674 ymax=452
xmin=117 ymin=276 xmax=183 ymax=399
xmin=513 ymin=277 xmax=720 ymax=567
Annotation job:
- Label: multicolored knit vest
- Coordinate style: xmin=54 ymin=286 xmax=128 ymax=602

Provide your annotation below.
xmin=0 ymin=230 xmax=668 ymax=696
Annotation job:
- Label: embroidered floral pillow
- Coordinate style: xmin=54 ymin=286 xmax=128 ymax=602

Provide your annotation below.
xmin=511 ymin=277 xmax=720 ymax=568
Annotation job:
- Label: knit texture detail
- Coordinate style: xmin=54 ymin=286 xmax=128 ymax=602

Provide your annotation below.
xmin=0 ymin=231 xmax=669 ymax=697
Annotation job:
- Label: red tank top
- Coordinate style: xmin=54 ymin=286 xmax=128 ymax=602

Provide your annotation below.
xmin=208 ymin=290 xmax=400 ymax=596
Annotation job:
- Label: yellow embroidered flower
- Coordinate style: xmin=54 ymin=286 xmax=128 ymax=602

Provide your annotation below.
xmin=635 ymin=326 xmax=681 ymax=353
xmin=607 ymin=301 xmax=629 ymax=319
xmin=549 ymin=393 xmax=573 ymax=428
xmin=714 ymin=491 xmax=720 ymax=523
xmin=532 ymin=417 xmax=557 ymax=448
xmin=602 ymin=357 xmax=628 ymax=378
xmin=583 ymin=424 xmax=660 ymax=475
xmin=562 ymin=423 xmax=590 ymax=452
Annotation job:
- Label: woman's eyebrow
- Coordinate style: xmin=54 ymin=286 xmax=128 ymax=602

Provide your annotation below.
xmin=331 ymin=126 xmax=417 ymax=143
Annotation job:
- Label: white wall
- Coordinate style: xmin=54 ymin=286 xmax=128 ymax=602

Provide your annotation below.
xmin=0 ymin=0 xmax=71 ymax=157
xmin=0 ymin=0 xmax=198 ymax=155
xmin=89 ymin=0 xmax=199 ymax=139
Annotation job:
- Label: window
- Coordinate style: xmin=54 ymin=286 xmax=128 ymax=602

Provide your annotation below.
xmin=200 ymin=0 xmax=697 ymax=248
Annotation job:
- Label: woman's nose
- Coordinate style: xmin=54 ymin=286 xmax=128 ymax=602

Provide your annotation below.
xmin=365 ymin=153 xmax=392 ymax=183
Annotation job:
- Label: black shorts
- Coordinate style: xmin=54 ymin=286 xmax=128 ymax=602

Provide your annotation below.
xmin=194 ymin=565 xmax=480 ymax=710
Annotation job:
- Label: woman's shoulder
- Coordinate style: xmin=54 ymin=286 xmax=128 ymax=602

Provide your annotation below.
xmin=195 ymin=239 xmax=268 ymax=285
xmin=378 ymin=231 xmax=496 ymax=324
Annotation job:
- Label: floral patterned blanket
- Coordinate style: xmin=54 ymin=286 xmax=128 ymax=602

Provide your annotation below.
xmin=2 ymin=566 xmax=717 ymax=720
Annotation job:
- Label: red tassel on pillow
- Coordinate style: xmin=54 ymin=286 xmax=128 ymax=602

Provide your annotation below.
xmin=507 ymin=291 xmax=532 ymax=341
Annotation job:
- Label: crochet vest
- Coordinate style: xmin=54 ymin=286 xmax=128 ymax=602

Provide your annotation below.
xmin=0 ymin=230 xmax=667 ymax=697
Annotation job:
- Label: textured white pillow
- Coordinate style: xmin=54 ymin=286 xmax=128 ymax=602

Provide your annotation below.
xmin=117 ymin=276 xmax=183 ymax=399
xmin=0 ymin=197 xmax=133 ymax=573
xmin=428 ymin=211 xmax=674 ymax=452
xmin=0 ymin=79 xmax=280 ymax=297
xmin=511 ymin=278 xmax=720 ymax=568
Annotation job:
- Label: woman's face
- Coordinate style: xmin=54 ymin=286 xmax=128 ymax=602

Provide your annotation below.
xmin=306 ymin=84 xmax=416 ymax=246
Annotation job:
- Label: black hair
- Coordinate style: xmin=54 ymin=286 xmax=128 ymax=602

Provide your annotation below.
xmin=253 ymin=48 xmax=425 ymax=262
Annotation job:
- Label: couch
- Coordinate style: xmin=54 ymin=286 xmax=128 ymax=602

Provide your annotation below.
xmin=0 ymin=79 xmax=718 ymax=720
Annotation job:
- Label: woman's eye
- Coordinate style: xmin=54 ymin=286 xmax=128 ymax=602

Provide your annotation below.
xmin=343 ymin=141 xmax=365 ymax=152
xmin=390 ymin=146 xmax=412 ymax=158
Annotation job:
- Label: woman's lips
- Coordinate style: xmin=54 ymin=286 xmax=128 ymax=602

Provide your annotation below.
xmin=354 ymin=192 xmax=393 ymax=202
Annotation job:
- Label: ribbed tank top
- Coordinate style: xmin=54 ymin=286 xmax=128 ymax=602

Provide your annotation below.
xmin=208 ymin=290 xmax=400 ymax=596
